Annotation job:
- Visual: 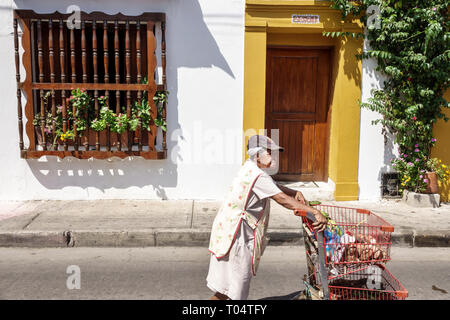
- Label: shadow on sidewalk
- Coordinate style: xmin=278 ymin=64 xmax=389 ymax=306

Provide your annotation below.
xmin=258 ymin=290 xmax=303 ymax=300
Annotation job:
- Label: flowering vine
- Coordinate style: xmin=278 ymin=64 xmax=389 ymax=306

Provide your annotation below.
xmin=326 ymin=0 xmax=449 ymax=193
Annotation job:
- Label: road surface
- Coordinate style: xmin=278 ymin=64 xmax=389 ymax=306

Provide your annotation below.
xmin=0 ymin=246 xmax=448 ymax=300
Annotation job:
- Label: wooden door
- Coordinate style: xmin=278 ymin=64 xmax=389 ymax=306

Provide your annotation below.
xmin=265 ymin=47 xmax=332 ymax=181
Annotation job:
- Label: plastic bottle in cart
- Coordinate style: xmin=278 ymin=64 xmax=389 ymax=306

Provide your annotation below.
xmin=328 ymin=232 xmax=356 ymax=263
xmin=324 ymin=229 xmax=341 ymax=262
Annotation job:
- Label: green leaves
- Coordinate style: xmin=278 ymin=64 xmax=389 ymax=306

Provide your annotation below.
xmin=90 ymin=106 xmax=112 ymax=132
xmin=419 ymin=89 xmax=435 ymax=97
xmin=127 ymin=115 xmax=140 ymax=132
xmin=111 ymin=113 xmax=129 ymax=134
xmin=322 ymin=31 xmax=364 ymax=39
xmin=90 ymin=90 xmax=169 ymax=133
xmin=329 ymin=0 xmax=450 ymax=192
xmin=153 ymin=90 xmax=169 ymax=132
xmin=424 ymin=20 xmax=443 ymax=54
xmin=384 ymin=65 xmax=402 ymax=77
xmin=133 ymin=98 xmax=151 ymax=130
xmin=367 ymin=50 xmax=393 ymax=60
xmin=34 ymin=88 xmax=169 ymax=149
xmin=329 ymin=0 xmax=365 ymax=20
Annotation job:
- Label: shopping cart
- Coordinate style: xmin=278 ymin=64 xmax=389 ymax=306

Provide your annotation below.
xmin=294 ymin=204 xmax=408 ymax=300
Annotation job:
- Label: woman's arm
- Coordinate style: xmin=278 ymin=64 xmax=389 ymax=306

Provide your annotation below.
xmin=276 ymin=183 xmax=297 ymax=197
xmin=271 ymin=192 xmax=327 ymax=232
xmin=276 ymin=183 xmax=307 ymax=204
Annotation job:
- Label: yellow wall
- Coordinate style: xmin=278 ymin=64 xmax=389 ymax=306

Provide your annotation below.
xmin=242 ymin=25 xmax=267 ymax=161
xmin=327 ymin=37 xmax=363 ymax=200
xmin=244 ymin=0 xmax=363 ymax=200
xmin=431 ymin=90 xmax=450 ymax=202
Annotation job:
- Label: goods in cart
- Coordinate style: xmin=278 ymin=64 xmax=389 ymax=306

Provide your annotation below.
xmin=299 ymin=204 xmax=393 ymax=276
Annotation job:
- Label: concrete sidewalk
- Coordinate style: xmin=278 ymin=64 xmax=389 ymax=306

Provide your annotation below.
xmin=0 ymin=199 xmax=449 ymax=248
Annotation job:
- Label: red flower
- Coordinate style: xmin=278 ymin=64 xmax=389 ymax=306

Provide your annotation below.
xmin=408 ymin=77 xmax=412 ymax=82
xmin=412 ymin=116 xmax=417 ymax=121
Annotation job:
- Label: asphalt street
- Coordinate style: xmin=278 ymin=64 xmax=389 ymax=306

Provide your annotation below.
xmin=0 ymin=246 xmax=448 ymax=300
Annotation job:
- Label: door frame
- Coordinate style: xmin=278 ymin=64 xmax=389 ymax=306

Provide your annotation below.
xmin=265 ymin=45 xmax=334 ymax=182
xmin=243 ymin=0 xmax=364 ymax=200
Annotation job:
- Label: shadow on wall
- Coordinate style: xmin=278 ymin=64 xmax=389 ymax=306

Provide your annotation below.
xmin=14 ymin=0 xmax=236 ymax=198
xmin=362 ymin=34 xmax=387 ymax=97
xmin=342 ymin=37 xmax=362 ymax=89
xmin=360 ymin=35 xmax=396 ymax=198
xmin=379 ymin=130 xmax=397 ymax=188
xmin=27 ymin=157 xmax=176 ymax=199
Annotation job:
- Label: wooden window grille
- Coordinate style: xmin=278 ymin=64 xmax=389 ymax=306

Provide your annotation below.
xmin=13 ymin=10 xmax=167 ymax=159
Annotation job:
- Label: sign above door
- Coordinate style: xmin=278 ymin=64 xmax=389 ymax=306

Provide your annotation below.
xmin=291 ymin=14 xmax=319 ymax=24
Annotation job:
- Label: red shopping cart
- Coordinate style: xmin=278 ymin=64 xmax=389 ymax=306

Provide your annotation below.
xmin=327 ymin=263 xmax=408 ymax=300
xmin=294 ymin=204 xmax=408 ymax=300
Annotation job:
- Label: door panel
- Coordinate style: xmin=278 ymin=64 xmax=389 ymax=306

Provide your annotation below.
xmin=271 ymin=56 xmax=317 ymax=114
xmin=266 ymin=47 xmax=331 ymax=181
xmin=273 ymin=119 xmax=315 ymax=177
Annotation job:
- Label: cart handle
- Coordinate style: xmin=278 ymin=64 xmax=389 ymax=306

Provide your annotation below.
xmin=294 ymin=209 xmax=313 ymax=218
xmin=293 ymin=200 xmax=320 ymax=218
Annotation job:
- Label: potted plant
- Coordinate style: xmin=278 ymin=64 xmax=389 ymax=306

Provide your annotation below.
xmin=392 ymin=140 xmax=449 ymax=195
xmin=424 ymin=158 xmax=450 ymax=194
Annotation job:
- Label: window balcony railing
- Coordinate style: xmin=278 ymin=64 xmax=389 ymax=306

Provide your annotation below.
xmin=13 ymin=10 xmax=167 ymax=159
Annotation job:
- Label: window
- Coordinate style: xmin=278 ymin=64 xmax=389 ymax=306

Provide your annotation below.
xmin=14 ymin=10 xmax=167 ymax=159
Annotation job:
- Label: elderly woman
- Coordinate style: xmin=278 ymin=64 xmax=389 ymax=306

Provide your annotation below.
xmin=206 ymin=135 xmax=327 ymax=300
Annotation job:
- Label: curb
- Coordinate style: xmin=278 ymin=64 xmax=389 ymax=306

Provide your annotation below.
xmin=0 ymin=228 xmax=449 ymax=248
xmin=69 ymin=230 xmax=157 ymax=247
xmin=0 ymin=231 xmax=67 ymax=248
xmin=391 ymin=231 xmax=414 ymax=248
xmin=414 ymin=231 xmax=450 ymax=247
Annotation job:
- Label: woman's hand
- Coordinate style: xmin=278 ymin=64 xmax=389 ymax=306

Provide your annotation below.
xmin=295 ymin=191 xmax=306 ymax=204
xmin=272 ymin=192 xmax=327 ymax=232
xmin=312 ymin=209 xmax=328 ymax=232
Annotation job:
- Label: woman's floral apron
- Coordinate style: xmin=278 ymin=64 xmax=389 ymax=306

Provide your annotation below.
xmin=209 ymin=159 xmax=270 ymax=276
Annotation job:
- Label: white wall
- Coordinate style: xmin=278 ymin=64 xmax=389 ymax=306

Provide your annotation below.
xmin=358 ymin=34 xmax=398 ymax=200
xmin=0 ymin=0 xmax=245 ymax=200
